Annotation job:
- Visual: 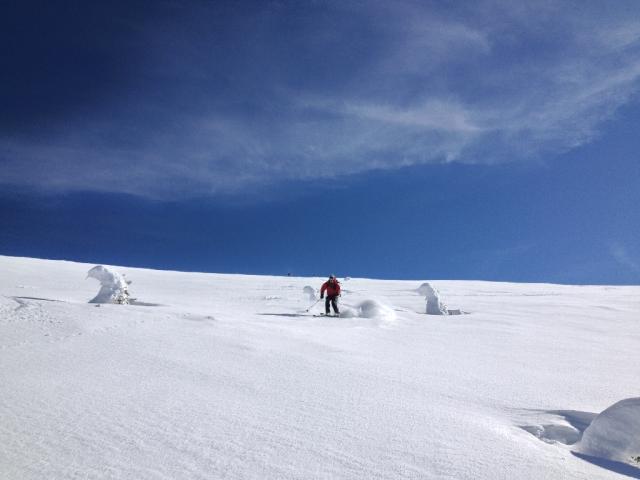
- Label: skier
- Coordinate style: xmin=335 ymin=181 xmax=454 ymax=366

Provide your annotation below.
xmin=320 ymin=275 xmax=341 ymax=316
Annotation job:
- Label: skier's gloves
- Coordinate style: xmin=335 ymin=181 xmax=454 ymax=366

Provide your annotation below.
xmin=320 ymin=295 xmax=324 ymax=299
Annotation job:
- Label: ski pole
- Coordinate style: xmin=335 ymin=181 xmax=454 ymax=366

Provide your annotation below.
xmin=305 ymin=298 xmax=322 ymax=312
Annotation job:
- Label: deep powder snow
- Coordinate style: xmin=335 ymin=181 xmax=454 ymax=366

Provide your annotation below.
xmin=0 ymin=255 xmax=639 ymax=480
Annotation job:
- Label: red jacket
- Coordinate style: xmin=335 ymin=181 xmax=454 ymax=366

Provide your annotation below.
xmin=320 ymin=279 xmax=341 ymax=297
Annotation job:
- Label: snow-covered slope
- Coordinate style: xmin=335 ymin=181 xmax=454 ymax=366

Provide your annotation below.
xmin=1 ymin=255 xmax=638 ymax=479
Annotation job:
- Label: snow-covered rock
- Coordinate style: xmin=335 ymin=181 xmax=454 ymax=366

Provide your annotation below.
xmin=419 ymin=282 xmax=448 ymax=315
xmin=577 ymin=397 xmax=640 ymax=465
xmin=87 ymin=265 xmax=131 ymax=305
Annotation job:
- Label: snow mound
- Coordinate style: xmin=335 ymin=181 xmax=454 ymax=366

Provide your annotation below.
xmin=303 ymin=285 xmax=317 ymax=301
xmin=416 ymin=282 xmax=434 ymax=296
xmin=577 ymin=397 xmax=640 ymax=465
xmin=419 ymin=282 xmax=448 ymax=315
xmin=87 ymin=265 xmax=131 ymax=305
xmin=340 ymin=300 xmax=396 ymax=322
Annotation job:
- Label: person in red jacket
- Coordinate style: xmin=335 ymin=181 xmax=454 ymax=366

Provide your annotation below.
xmin=320 ymin=275 xmax=341 ymax=316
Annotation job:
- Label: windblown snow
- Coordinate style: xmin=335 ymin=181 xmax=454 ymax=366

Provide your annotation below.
xmin=0 ymin=255 xmax=639 ymax=480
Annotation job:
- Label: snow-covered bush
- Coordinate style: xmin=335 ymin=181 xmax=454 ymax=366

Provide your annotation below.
xmin=87 ymin=265 xmax=131 ymax=305
xmin=577 ymin=397 xmax=640 ymax=465
xmin=303 ymin=285 xmax=317 ymax=301
xmin=419 ymin=282 xmax=448 ymax=315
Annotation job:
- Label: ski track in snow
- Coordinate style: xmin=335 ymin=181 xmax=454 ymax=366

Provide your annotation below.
xmin=0 ymin=255 xmax=639 ymax=479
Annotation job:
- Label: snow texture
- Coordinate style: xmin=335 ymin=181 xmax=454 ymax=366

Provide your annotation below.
xmin=87 ymin=265 xmax=131 ymax=304
xmin=1 ymin=255 xmax=639 ymax=480
xmin=577 ymin=397 xmax=640 ymax=465
xmin=419 ymin=282 xmax=448 ymax=315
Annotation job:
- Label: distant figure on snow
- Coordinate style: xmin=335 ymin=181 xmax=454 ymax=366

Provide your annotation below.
xmin=320 ymin=275 xmax=341 ymax=316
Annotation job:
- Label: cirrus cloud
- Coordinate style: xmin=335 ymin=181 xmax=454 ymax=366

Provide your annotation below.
xmin=2 ymin=0 xmax=640 ymax=198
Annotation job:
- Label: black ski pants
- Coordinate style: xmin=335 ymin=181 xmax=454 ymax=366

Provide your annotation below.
xmin=325 ymin=295 xmax=339 ymax=314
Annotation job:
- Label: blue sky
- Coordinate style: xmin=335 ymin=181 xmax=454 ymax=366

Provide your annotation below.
xmin=1 ymin=1 xmax=639 ymax=284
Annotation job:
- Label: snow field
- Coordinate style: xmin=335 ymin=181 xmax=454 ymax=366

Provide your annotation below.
xmin=0 ymin=255 xmax=639 ymax=479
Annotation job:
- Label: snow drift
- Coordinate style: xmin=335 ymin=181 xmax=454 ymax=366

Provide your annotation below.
xmin=577 ymin=397 xmax=640 ymax=465
xmin=87 ymin=265 xmax=131 ymax=305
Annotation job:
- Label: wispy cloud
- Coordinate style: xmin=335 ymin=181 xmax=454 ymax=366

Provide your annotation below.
xmin=2 ymin=1 xmax=640 ymax=197
xmin=610 ymin=242 xmax=640 ymax=274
